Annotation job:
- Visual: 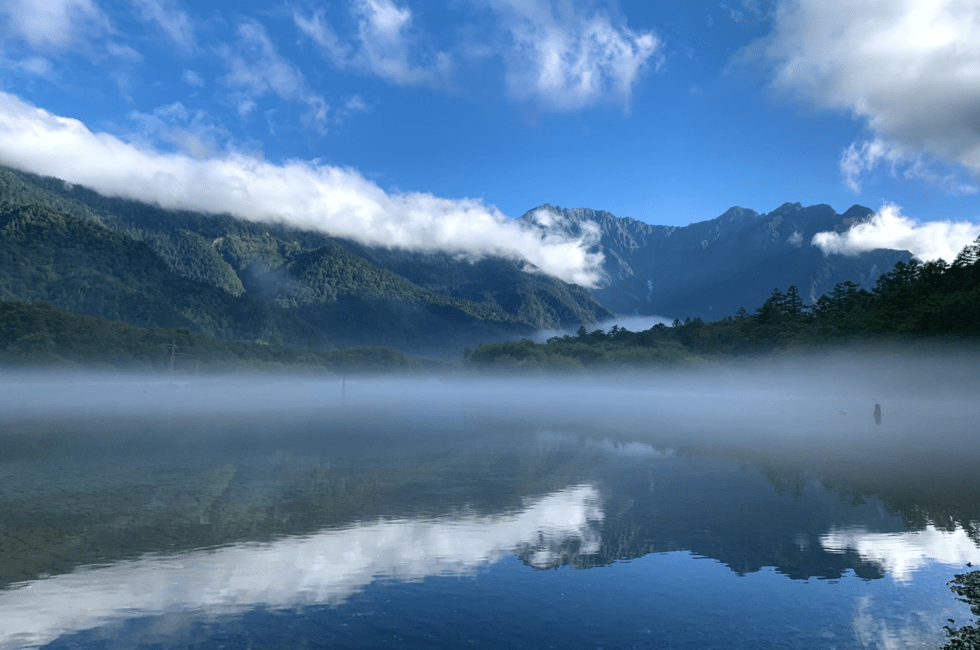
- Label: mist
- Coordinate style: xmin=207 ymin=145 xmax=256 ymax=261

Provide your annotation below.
xmin=3 ymin=347 xmax=979 ymax=649
xmin=3 ymin=346 xmax=977 ymax=445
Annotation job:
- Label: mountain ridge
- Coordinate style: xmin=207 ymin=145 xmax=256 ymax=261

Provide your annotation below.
xmin=0 ymin=165 xmax=611 ymax=356
xmin=519 ymin=202 xmax=913 ymax=319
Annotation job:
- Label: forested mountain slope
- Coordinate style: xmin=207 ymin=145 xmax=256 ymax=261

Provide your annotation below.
xmin=0 ymin=166 xmax=611 ymax=355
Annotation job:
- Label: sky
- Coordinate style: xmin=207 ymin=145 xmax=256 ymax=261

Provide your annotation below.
xmin=0 ymin=0 xmax=979 ymax=285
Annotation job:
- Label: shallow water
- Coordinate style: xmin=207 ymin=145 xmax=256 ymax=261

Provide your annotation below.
xmin=1 ymin=370 xmax=979 ymax=649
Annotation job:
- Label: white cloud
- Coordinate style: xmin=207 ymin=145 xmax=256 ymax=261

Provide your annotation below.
xmin=0 ymin=92 xmax=604 ymax=286
xmin=221 ymin=21 xmax=330 ymax=132
xmin=838 ymin=139 xmax=904 ymax=193
xmin=295 ymin=0 xmax=451 ymax=87
xmin=295 ymin=0 xmax=660 ymax=110
xmin=182 ymin=69 xmax=204 ymax=87
xmin=754 ymin=0 xmax=980 ymax=190
xmin=132 ymin=0 xmax=197 ymax=54
xmin=0 ymin=0 xmax=109 ymax=50
xmin=7 ymin=55 xmax=54 ymax=77
xmin=840 ymin=139 xmax=979 ymax=195
xmin=486 ymin=0 xmax=662 ymax=111
xmin=812 ymin=202 xmax=980 ymax=263
xmin=0 ymin=484 xmax=603 ymax=649
xmin=821 ymin=524 xmax=980 ymax=582
xmin=851 ymin=596 xmax=940 ymax=649
xmin=128 ymin=102 xmax=229 ymax=159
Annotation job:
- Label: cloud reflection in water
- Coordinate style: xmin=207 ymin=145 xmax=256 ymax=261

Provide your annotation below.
xmin=0 ymin=484 xmax=602 ymax=650
xmin=821 ymin=525 xmax=980 ymax=582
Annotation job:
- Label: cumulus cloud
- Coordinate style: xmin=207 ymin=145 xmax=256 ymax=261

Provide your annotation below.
xmin=812 ymin=202 xmax=980 ymax=263
xmin=487 ymin=0 xmax=662 ymax=111
xmin=221 ymin=21 xmax=329 ymax=131
xmin=0 ymin=92 xmax=604 ymax=286
xmin=754 ymin=0 xmax=980 ymax=190
xmin=295 ymin=0 xmax=451 ymax=87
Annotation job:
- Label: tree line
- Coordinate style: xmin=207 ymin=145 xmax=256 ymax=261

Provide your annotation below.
xmin=465 ymin=237 xmax=980 ymax=370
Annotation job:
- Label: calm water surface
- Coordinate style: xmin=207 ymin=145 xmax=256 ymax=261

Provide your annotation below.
xmin=1 ymin=371 xmax=978 ymax=649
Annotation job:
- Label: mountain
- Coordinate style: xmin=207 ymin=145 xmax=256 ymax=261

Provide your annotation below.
xmin=519 ymin=203 xmax=913 ymax=320
xmin=0 ymin=166 xmax=611 ymax=356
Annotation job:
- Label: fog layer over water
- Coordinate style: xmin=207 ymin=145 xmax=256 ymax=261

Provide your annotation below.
xmin=1 ymin=348 xmax=978 ymax=649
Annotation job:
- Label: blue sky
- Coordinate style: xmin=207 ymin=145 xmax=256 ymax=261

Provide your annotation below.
xmin=0 ymin=0 xmax=978 ymax=285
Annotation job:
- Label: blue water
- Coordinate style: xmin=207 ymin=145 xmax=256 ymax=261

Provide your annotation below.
xmin=1 ymin=376 xmax=977 ymax=649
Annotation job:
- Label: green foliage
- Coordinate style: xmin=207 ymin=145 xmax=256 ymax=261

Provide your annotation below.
xmin=0 ymin=300 xmax=419 ymax=373
xmin=0 ymin=202 xmax=326 ymax=347
xmin=467 ymin=235 xmax=980 ymax=370
xmin=467 ymin=326 xmax=706 ymax=372
xmin=0 ymin=165 xmax=606 ymax=356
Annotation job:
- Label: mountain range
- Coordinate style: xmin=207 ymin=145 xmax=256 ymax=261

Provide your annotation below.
xmin=0 ymin=164 xmax=914 ymax=357
xmin=519 ymin=203 xmax=912 ymax=320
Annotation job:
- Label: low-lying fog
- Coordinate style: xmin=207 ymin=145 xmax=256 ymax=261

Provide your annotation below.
xmin=1 ymin=347 xmax=977 ymax=650
xmin=3 ymin=348 xmax=976 ymax=443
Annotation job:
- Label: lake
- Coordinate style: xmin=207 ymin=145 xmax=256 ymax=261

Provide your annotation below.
xmin=2 ymin=356 xmax=979 ymax=649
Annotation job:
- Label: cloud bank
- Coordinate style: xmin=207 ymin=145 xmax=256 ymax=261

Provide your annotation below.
xmin=756 ymin=0 xmax=980 ymax=190
xmin=0 ymin=92 xmax=604 ymax=286
xmin=812 ymin=203 xmax=980 ymax=263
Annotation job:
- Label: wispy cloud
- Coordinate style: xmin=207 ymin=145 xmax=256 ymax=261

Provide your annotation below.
xmin=840 ymin=139 xmax=978 ymax=196
xmin=812 ymin=202 xmax=980 ymax=263
xmin=132 ymin=0 xmax=197 ymax=54
xmin=486 ymin=0 xmax=662 ymax=111
xmin=220 ymin=20 xmax=330 ymax=132
xmin=182 ymin=69 xmax=204 ymax=87
xmin=294 ymin=0 xmax=451 ymax=87
xmin=0 ymin=0 xmax=110 ymax=51
xmin=751 ymin=0 xmax=980 ymax=191
xmin=0 ymin=92 xmax=604 ymax=286
xmin=838 ymin=139 xmax=904 ymax=193
xmin=128 ymin=102 xmax=229 ymax=159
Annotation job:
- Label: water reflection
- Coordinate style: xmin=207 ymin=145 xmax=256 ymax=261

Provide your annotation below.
xmin=3 ymin=371 xmax=980 ymax=648
xmin=821 ymin=525 xmax=980 ymax=582
xmin=0 ymin=485 xmax=602 ymax=650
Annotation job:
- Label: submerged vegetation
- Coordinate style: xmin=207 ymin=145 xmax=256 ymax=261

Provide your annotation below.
xmin=466 ymin=237 xmax=980 ymax=370
xmin=945 ymin=570 xmax=980 ymax=649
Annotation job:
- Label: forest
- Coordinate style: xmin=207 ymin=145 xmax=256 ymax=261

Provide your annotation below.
xmin=465 ymin=237 xmax=980 ymax=371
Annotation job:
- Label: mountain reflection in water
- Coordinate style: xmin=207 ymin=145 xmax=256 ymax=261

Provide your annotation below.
xmin=821 ymin=525 xmax=980 ymax=582
xmin=2 ymin=365 xmax=979 ymax=649
xmin=0 ymin=486 xmax=601 ymax=650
